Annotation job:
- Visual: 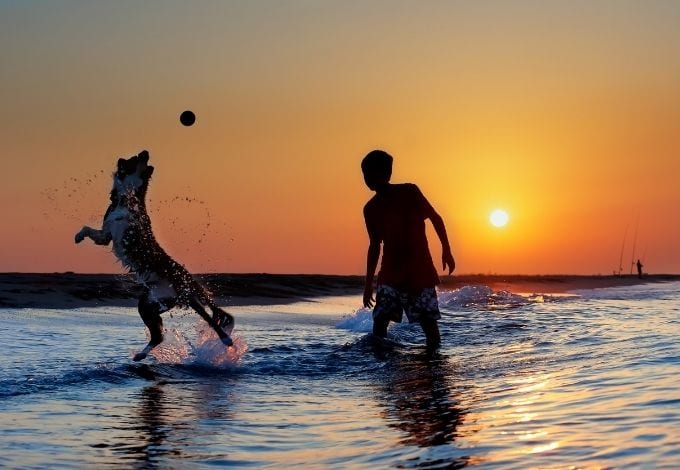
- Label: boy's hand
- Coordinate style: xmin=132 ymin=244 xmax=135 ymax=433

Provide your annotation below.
xmin=442 ymin=250 xmax=455 ymax=275
xmin=363 ymin=284 xmax=375 ymax=308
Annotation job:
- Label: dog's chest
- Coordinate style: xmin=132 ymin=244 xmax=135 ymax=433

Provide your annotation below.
xmin=106 ymin=207 xmax=134 ymax=264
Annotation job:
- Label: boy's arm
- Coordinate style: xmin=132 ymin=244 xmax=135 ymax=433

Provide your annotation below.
xmin=415 ymin=186 xmax=455 ymax=274
xmin=430 ymin=211 xmax=455 ymax=274
xmin=364 ymin=241 xmax=380 ymax=308
xmin=363 ymin=206 xmax=381 ymax=308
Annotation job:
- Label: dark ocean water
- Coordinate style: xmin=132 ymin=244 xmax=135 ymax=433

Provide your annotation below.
xmin=1 ymin=282 xmax=679 ymax=468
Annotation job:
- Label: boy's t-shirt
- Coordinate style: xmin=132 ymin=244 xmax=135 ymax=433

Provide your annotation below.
xmin=363 ymin=183 xmax=439 ymax=290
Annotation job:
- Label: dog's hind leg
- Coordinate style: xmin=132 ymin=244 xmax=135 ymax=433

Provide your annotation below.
xmin=189 ymin=298 xmax=233 ymax=347
xmin=133 ymin=293 xmax=174 ymax=361
xmin=209 ymin=304 xmax=235 ymax=335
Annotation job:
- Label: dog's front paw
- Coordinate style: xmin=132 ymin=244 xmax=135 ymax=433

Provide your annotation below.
xmin=75 ymin=229 xmax=86 ymax=244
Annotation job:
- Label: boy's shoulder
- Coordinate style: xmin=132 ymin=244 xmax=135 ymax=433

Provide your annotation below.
xmin=393 ymin=182 xmax=420 ymax=193
xmin=363 ymin=183 xmax=420 ymax=213
xmin=390 ymin=183 xmax=422 ymax=199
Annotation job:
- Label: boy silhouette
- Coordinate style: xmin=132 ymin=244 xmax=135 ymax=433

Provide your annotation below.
xmin=361 ymin=150 xmax=455 ymax=349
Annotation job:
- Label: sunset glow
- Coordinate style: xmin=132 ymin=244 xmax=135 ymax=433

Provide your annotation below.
xmin=1 ymin=3 xmax=679 ymax=274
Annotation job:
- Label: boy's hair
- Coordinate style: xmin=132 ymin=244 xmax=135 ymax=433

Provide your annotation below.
xmin=361 ymin=150 xmax=393 ymax=180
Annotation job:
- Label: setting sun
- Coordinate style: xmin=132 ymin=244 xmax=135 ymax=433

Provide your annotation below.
xmin=490 ymin=209 xmax=509 ymax=228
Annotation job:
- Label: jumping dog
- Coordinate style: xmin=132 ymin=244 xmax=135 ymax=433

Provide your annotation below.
xmin=75 ymin=150 xmax=234 ymax=361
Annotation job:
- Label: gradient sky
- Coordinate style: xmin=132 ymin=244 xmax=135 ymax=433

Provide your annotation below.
xmin=1 ymin=1 xmax=679 ymax=274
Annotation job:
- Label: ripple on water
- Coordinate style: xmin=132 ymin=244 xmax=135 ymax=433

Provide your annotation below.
xmin=1 ymin=283 xmax=680 ymax=467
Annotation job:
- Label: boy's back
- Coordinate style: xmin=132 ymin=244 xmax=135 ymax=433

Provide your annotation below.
xmin=364 ymin=183 xmax=439 ymax=290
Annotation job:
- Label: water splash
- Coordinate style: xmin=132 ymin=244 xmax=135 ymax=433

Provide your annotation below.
xmin=149 ymin=193 xmax=214 ymax=246
xmin=192 ymin=324 xmax=247 ymax=367
xmin=146 ymin=188 xmax=235 ymax=269
xmin=335 ymin=285 xmax=564 ymax=333
xmin=42 ymin=167 xmax=234 ymax=269
xmin=438 ymin=285 xmax=530 ymax=310
xmin=41 ymin=169 xmax=108 ymax=224
xmin=336 ymin=307 xmax=374 ymax=332
xmin=133 ymin=317 xmax=248 ymax=368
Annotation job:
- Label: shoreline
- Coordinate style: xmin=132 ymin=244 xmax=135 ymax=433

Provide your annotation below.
xmin=0 ymin=272 xmax=678 ymax=309
xmin=439 ymin=274 xmax=680 ymax=295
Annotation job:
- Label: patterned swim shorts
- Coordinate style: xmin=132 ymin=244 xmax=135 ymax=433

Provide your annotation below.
xmin=373 ymin=285 xmax=441 ymax=323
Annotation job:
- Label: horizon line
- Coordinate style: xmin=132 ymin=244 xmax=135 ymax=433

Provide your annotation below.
xmin=2 ymin=271 xmax=679 ymax=278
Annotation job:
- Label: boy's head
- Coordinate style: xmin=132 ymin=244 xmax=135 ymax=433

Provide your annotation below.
xmin=361 ymin=150 xmax=393 ymax=190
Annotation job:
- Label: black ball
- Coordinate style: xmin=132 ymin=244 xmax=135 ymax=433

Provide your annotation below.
xmin=180 ymin=110 xmax=196 ymax=126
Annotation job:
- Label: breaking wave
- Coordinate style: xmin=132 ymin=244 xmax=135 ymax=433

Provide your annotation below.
xmin=336 ymin=285 xmax=564 ymax=333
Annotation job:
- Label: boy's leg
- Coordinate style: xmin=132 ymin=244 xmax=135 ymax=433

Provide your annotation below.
xmin=372 ymin=285 xmax=402 ymax=338
xmin=420 ymin=318 xmax=441 ymax=349
xmin=372 ymin=311 xmax=390 ymax=338
xmin=405 ymin=288 xmax=442 ymax=348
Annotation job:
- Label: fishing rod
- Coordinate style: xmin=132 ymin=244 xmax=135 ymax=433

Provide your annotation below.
xmin=618 ymin=224 xmax=628 ymax=276
xmin=629 ymin=215 xmax=639 ymax=275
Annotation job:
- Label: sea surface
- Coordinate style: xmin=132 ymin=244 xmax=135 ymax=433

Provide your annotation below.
xmin=1 ymin=281 xmax=679 ymax=468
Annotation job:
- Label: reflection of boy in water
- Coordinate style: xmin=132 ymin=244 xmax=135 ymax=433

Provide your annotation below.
xmin=361 ymin=150 xmax=455 ymax=349
xmin=377 ymin=354 xmax=466 ymax=448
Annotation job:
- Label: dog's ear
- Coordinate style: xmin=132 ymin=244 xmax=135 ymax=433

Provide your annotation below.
xmin=117 ymin=158 xmax=126 ymax=170
xmin=142 ymin=166 xmax=154 ymax=180
xmin=138 ymin=150 xmax=149 ymax=164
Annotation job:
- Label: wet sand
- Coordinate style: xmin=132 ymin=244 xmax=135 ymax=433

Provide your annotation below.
xmin=1 ymin=272 xmax=677 ymax=309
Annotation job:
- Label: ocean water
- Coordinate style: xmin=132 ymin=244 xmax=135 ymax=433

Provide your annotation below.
xmin=1 ymin=281 xmax=679 ymax=468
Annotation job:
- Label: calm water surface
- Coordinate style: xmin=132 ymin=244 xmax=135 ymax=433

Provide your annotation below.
xmin=1 ymin=282 xmax=679 ymax=468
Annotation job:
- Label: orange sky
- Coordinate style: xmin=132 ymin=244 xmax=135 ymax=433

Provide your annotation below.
xmin=1 ymin=1 xmax=679 ymax=275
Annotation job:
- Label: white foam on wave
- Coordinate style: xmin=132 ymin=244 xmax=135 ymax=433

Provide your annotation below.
xmin=335 ymin=307 xmax=374 ymax=332
xmin=132 ymin=317 xmax=248 ymax=367
xmin=437 ymin=285 xmax=531 ymax=309
xmin=335 ymin=285 xmax=558 ymax=332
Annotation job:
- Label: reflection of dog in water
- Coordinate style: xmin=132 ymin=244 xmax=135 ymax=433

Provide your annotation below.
xmin=75 ymin=150 xmax=234 ymax=361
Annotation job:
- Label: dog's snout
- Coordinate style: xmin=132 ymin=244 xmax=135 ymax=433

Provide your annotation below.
xmin=138 ymin=150 xmax=149 ymax=164
xmin=115 ymin=151 xmax=152 ymax=181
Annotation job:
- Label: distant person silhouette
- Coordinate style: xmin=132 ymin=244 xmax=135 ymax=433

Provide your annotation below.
xmin=636 ymin=259 xmax=644 ymax=279
xmin=361 ymin=150 xmax=455 ymax=349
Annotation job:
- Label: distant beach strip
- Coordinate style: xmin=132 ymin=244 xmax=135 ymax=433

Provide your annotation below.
xmin=1 ymin=273 xmax=677 ymax=309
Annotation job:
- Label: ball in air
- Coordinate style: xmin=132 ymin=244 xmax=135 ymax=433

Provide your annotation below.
xmin=180 ymin=110 xmax=196 ymax=126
